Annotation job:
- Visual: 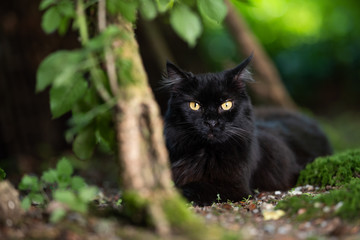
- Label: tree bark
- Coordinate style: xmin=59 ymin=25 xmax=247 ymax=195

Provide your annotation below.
xmin=224 ymin=0 xmax=297 ymax=109
xmin=107 ymin=17 xmax=177 ymax=236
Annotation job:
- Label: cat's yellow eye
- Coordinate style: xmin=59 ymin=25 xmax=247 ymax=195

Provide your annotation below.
xmin=221 ymin=101 xmax=233 ymax=111
xmin=189 ymin=101 xmax=200 ymax=111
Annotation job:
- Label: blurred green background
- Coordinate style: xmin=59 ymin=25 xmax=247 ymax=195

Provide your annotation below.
xmin=197 ymin=0 xmax=360 ymax=152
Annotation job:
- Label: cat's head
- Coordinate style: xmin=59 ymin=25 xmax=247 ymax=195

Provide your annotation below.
xmin=164 ymin=55 xmax=254 ymax=146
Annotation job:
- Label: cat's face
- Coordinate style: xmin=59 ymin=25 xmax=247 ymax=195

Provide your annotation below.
xmin=164 ymin=56 xmax=254 ymax=146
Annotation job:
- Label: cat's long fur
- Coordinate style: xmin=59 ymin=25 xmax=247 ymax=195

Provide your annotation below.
xmin=163 ymin=56 xmax=332 ymax=205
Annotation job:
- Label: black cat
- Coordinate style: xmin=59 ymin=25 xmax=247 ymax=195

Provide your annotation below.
xmin=163 ymin=55 xmax=332 ymax=205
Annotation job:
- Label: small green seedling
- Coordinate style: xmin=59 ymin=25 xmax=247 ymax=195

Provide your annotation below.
xmin=216 ymin=193 xmax=221 ymax=203
xmin=242 ymin=195 xmax=252 ymax=204
xmin=19 ymin=157 xmax=98 ymax=222
xmin=0 ymin=168 xmax=6 ymax=180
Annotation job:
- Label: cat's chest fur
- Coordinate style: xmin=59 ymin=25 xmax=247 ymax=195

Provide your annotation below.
xmin=171 ymin=146 xmax=249 ymax=186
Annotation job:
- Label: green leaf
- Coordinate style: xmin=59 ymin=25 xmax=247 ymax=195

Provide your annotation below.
xmin=0 ymin=168 xmax=6 ymax=180
xmin=107 ymin=0 xmax=138 ymax=22
xmin=54 ymin=189 xmax=76 ymax=205
xmin=95 ymin=112 xmax=116 ymax=153
xmin=156 ymin=0 xmax=174 ymax=12
xmin=41 ymin=169 xmax=58 ymax=184
xmin=21 ymin=196 xmax=31 ymax=210
xmin=19 ymin=175 xmax=40 ymax=192
xmin=50 ymin=77 xmax=88 ymax=118
xmin=39 ymin=0 xmax=56 ymax=10
xmin=30 ymin=193 xmax=45 ymax=204
xmin=139 ymin=0 xmax=157 ymax=20
xmin=56 ymin=157 xmax=74 ymax=177
xmin=36 ymin=50 xmax=85 ymax=92
xmin=86 ymin=25 xmax=124 ymax=51
xmin=197 ymin=0 xmax=227 ymax=25
xmin=79 ymin=186 xmax=98 ymax=202
xmin=57 ymin=0 xmax=75 ymax=17
xmin=50 ymin=208 xmax=66 ymax=223
xmin=54 ymin=189 xmax=88 ymax=213
xmin=58 ymin=17 xmax=70 ymax=35
xmin=73 ymin=127 xmax=96 ymax=160
xmin=71 ymin=176 xmax=86 ymax=191
xmin=42 ymin=7 xmax=61 ymax=34
xmin=170 ymin=5 xmax=202 ymax=47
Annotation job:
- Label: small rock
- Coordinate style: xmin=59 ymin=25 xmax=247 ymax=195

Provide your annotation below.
xmin=323 ymin=206 xmax=331 ymax=213
xmin=297 ymin=208 xmax=306 ymax=215
xmin=334 ymin=201 xmax=344 ymax=211
xmin=314 ymin=202 xmax=323 ymax=208
xmin=0 ymin=180 xmax=23 ymax=225
xmin=264 ymin=223 xmax=276 ymax=234
xmin=277 ymin=224 xmax=292 ymax=235
xmin=274 ymin=191 xmax=282 ymax=195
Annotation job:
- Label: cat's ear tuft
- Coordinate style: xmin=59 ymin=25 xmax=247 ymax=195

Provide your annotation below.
xmin=229 ymin=53 xmax=254 ymax=85
xmin=163 ymin=61 xmax=190 ymax=92
xmin=166 ymin=60 xmax=185 ymax=81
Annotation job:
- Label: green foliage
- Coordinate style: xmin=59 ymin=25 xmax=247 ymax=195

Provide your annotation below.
xmin=0 ymin=168 xmax=6 ymax=180
xmin=170 ymin=5 xmax=202 ymax=47
xmin=19 ymin=157 xmax=98 ymax=222
xmin=50 ymin=76 xmax=88 ymax=118
xmin=139 ymin=0 xmax=157 ymax=20
xmin=297 ymin=149 xmax=360 ymax=187
xmin=197 ymin=0 xmax=227 ymax=25
xmin=73 ymin=126 xmax=96 ymax=160
xmin=37 ymin=0 xmax=229 ymax=160
xmin=107 ymin=0 xmax=139 ymax=22
xmin=40 ymin=0 xmax=75 ymax=34
xmin=277 ymin=178 xmax=360 ymax=221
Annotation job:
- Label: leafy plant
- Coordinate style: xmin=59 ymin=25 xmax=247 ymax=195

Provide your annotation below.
xmin=0 ymin=168 xmax=5 ymax=180
xmin=19 ymin=157 xmax=98 ymax=222
xmin=36 ymin=0 xmax=229 ymax=161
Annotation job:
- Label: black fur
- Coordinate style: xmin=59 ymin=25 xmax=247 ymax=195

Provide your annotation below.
xmin=163 ymin=56 xmax=332 ymax=205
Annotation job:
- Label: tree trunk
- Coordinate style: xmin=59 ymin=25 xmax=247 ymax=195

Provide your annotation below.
xmin=106 ymin=17 xmax=180 ymax=236
xmin=224 ymin=0 xmax=297 ymax=109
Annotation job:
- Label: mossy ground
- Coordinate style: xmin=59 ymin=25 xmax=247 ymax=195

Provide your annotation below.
xmin=277 ymin=149 xmax=360 ymax=221
xmin=297 ymin=149 xmax=360 ymax=187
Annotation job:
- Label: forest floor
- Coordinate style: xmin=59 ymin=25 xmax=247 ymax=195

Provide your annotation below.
xmin=1 ymin=183 xmax=359 ymax=240
xmin=192 ymin=185 xmax=360 ymax=240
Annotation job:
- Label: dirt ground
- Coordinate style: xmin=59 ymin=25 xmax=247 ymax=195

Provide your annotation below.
xmin=1 ymin=183 xmax=359 ymax=240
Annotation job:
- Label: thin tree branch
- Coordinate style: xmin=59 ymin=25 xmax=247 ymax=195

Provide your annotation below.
xmin=224 ymin=0 xmax=297 ymax=109
xmin=76 ymin=0 xmax=112 ymax=102
xmin=98 ymin=0 xmax=119 ymax=97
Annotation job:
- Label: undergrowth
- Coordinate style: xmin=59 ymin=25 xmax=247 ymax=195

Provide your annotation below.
xmin=277 ymin=149 xmax=360 ymax=221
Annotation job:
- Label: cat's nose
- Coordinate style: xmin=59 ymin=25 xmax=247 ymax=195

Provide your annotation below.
xmin=204 ymin=120 xmax=218 ymax=128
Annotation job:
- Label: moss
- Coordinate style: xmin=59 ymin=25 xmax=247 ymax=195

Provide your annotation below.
xmin=297 ymin=149 xmax=360 ymax=187
xmin=122 ymin=191 xmax=149 ymax=225
xmin=277 ymin=178 xmax=360 ymax=221
xmin=162 ymin=194 xmax=206 ymax=239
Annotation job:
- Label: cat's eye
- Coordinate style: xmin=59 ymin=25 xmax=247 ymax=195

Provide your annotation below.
xmin=221 ymin=101 xmax=233 ymax=111
xmin=189 ymin=101 xmax=200 ymax=111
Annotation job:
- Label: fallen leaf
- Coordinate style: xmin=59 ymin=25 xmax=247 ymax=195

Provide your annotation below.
xmin=263 ymin=209 xmax=286 ymax=221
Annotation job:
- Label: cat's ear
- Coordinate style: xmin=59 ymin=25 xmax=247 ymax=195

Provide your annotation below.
xmin=166 ymin=60 xmax=188 ymax=81
xmin=228 ymin=53 xmax=254 ymax=84
xmin=163 ymin=61 xmax=191 ymax=92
